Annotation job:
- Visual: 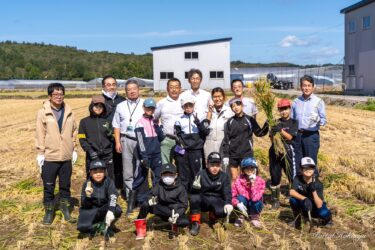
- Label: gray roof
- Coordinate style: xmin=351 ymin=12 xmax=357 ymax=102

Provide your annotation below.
xmin=151 ymin=37 xmax=232 ymax=51
xmin=340 ymin=0 xmax=375 ymax=14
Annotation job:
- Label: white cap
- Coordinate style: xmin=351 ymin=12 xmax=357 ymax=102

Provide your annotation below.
xmin=301 ymin=157 xmax=316 ymax=168
xmin=181 ymin=96 xmax=196 ymax=106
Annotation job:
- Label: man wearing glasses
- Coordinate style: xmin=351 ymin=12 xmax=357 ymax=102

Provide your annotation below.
xmin=35 ymin=83 xmax=78 ymax=225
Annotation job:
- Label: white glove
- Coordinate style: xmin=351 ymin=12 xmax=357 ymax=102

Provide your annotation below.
xmin=148 ymin=196 xmax=158 ymax=206
xmin=192 ymin=175 xmax=201 ymax=190
xmin=105 ymin=211 xmax=115 ymax=227
xmin=224 ymin=204 xmax=233 ymax=215
xmin=85 ymin=181 xmax=93 ymax=197
xmin=237 ymin=202 xmax=248 ymax=218
xmin=168 ymin=210 xmax=179 ymax=224
xmin=36 ymin=154 xmax=45 ymax=173
xmin=223 ymin=158 xmax=229 ymax=166
xmin=72 ymin=151 xmax=78 ymax=165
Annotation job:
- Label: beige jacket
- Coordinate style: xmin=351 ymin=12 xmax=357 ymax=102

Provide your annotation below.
xmin=35 ymin=101 xmax=78 ymax=161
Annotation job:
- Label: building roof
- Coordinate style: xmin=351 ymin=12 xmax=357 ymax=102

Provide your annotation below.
xmin=340 ymin=0 xmax=375 ymax=14
xmin=151 ymin=37 xmax=232 ymax=51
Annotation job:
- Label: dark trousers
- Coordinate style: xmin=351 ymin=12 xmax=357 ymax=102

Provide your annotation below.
xmin=77 ymin=204 xmax=122 ymax=233
xmin=175 ymin=149 xmax=203 ymax=192
xmin=269 ymin=143 xmax=296 ymax=186
xmin=42 ymin=160 xmax=72 ymax=204
xmin=137 ymin=202 xmax=189 ymax=227
xmin=295 ymin=131 xmax=320 ymax=175
xmin=237 ymin=195 xmax=263 ymax=215
xmin=133 ymin=153 xmax=162 ymax=190
xmin=190 ymin=194 xmax=226 ymax=218
xmin=113 ymin=146 xmax=123 ymax=189
xmin=289 ymin=197 xmax=331 ymax=220
xmin=85 ymin=153 xmax=114 ymax=180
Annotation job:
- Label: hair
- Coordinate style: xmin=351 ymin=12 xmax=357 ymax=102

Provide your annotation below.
xmin=101 ymin=74 xmax=116 ymax=86
xmin=125 ymin=79 xmax=139 ymax=88
xmin=188 ymin=69 xmax=202 ymax=81
xmin=300 ymin=75 xmax=314 ymax=87
xmin=47 ymin=83 xmax=65 ymax=95
xmin=211 ymin=87 xmax=226 ymax=100
xmin=231 ymin=79 xmax=244 ymax=89
xmin=167 ymin=77 xmax=181 ymax=88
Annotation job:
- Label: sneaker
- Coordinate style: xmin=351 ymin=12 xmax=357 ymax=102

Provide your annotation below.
xmin=234 ymin=215 xmax=245 ymax=227
xmin=251 ymin=219 xmax=262 ymax=228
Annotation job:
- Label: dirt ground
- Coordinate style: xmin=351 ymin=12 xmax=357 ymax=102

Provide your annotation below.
xmin=0 ymin=96 xmax=374 ymax=250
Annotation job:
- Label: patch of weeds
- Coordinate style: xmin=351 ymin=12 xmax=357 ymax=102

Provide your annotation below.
xmin=0 ymin=200 xmax=17 ymax=210
xmin=354 ymin=98 xmax=375 ymax=111
xmin=254 ymin=148 xmax=269 ymax=166
xmin=322 ymin=173 xmax=348 ymax=188
xmin=21 ymin=202 xmax=43 ymax=213
xmin=13 ymin=178 xmax=42 ymax=194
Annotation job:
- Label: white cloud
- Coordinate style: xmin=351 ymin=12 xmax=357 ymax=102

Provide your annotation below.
xmin=279 ymin=35 xmax=312 ymax=48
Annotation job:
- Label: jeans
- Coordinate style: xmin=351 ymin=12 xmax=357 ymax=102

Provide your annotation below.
xmin=289 ymin=197 xmax=331 ymax=220
xmin=237 ymin=195 xmax=263 ymax=215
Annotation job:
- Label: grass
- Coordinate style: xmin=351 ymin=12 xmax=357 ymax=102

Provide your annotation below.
xmin=354 ymin=98 xmax=375 ymax=111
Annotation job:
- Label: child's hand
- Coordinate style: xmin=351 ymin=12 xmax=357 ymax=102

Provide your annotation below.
xmin=148 ymin=196 xmax=158 ymax=206
xmin=192 ymin=175 xmax=201 ymax=190
xmin=85 ymin=181 xmax=93 ymax=197
xmin=224 ymin=204 xmax=233 ymax=215
xmin=168 ymin=210 xmax=179 ymax=224
xmin=237 ymin=202 xmax=248 ymax=218
xmin=105 ymin=211 xmax=115 ymax=227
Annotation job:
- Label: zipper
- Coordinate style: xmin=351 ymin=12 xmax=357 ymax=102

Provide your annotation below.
xmin=96 ymin=117 xmax=103 ymax=153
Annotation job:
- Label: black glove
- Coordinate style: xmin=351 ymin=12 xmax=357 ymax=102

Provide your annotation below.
xmin=271 ymin=123 xmax=282 ymax=133
xmin=141 ymin=159 xmax=150 ymax=169
xmin=307 ymin=181 xmax=317 ymax=193
xmin=303 ymin=198 xmax=313 ymax=212
xmin=193 ymin=113 xmax=200 ymax=126
xmin=89 ymin=151 xmax=98 ymax=160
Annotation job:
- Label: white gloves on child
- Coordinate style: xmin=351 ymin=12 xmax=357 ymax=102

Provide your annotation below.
xmin=223 ymin=158 xmax=229 ymax=166
xmin=36 ymin=154 xmax=45 ymax=173
xmin=224 ymin=204 xmax=233 ymax=215
xmin=85 ymin=181 xmax=93 ymax=197
xmin=237 ymin=202 xmax=248 ymax=218
xmin=105 ymin=211 xmax=115 ymax=227
xmin=192 ymin=175 xmax=201 ymax=190
xmin=72 ymin=151 xmax=78 ymax=165
xmin=148 ymin=196 xmax=158 ymax=206
xmin=168 ymin=210 xmax=179 ymax=224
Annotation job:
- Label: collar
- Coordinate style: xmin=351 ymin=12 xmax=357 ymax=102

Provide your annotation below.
xmin=101 ymin=89 xmax=117 ymax=100
xmin=300 ymin=93 xmax=314 ymax=101
xmin=128 ymin=98 xmax=139 ymax=104
xmin=167 ymin=95 xmax=179 ymax=102
xmin=190 ymin=89 xmax=200 ymax=96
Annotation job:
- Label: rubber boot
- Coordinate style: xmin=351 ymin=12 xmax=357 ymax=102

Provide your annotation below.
xmin=60 ymin=199 xmax=72 ymax=222
xmin=291 ymin=210 xmax=302 ymax=230
xmin=134 ymin=219 xmax=147 ymax=240
xmin=270 ymin=185 xmax=280 ymax=209
xmin=43 ymin=203 xmax=55 ymax=225
xmin=208 ymin=211 xmax=217 ymax=225
xmin=189 ymin=214 xmax=201 ymax=236
xmin=126 ymin=190 xmax=137 ymax=216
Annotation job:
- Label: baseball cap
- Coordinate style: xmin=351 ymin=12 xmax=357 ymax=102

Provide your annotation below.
xmin=90 ymin=159 xmax=107 ymax=170
xmin=91 ymin=95 xmax=105 ymax=105
xmin=181 ymin=96 xmax=196 ymax=106
xmin=277 ymin=99 xmax=291 ymax=108
xmin=300 ymin=157 xmax=316 ymax=168
xmin=207 ymin=152 xmax=221 ymax=164
xmin=240 ymin=157 xmax=257 ymax=169
xmin=229 ymin=98 xmax=242 ymax=106
xmin=161 ymin=163 xmax=177 ymax=174
xmin=144 ymin=98 xmax=156 ymax=108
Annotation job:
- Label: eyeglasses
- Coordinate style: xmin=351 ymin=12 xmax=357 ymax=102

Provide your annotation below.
xmin=105 ymin=83 xmax=117 ymax=87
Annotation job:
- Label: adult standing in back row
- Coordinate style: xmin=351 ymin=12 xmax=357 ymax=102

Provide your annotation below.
xmin=291 ymin=75 xmax=326 ymax=175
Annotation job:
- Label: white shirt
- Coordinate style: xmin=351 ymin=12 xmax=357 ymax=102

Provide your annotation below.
xmin=112 ymin=98 xmax=144 ymax=136
xmin=154 ymin=95 xmax=184 ymax=135
xmin=180 ymin=89 xmax=211 ymax=120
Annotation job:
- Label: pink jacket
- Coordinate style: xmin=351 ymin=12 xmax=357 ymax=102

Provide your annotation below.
xmin=231 ymin=175 xmax=265 ymax=206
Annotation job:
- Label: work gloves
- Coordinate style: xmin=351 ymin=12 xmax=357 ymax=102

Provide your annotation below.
xmin=36 ymin=154 xmax=45 ymax=173
xmin=270 ymin=123 xmax=283 ymax=136
xmin=223 ymin=158 xmax=229 ymax=167
xmin=105 ymin=211 xmax=115 ymax=227
xmin=192 ymin=113 xmax=200 ymax=126
xmin=237 ymin=202 xmax=248 ymax=218
xmin=85 ymin=181 xmax=93 ymax=197
xmin=307 ymin=181 xmax=317 ymax=193
xmin=148 ymin=196 xmax=158 ymax=206
xmin=168 ymin=210 xmax=179 ymax=224
xmin=192 ymin=175 xmax=201 ymax=190
xmin=72 ymin=151 xmax=78 ymax=165
xmin=224 ymin=204 xmax=233 ymax=215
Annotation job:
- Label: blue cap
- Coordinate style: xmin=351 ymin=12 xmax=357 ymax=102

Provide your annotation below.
xmin=240 ymin=157 xmax=257 ymax=169
xmin=144 ymin=98 xmax=156 ymax=108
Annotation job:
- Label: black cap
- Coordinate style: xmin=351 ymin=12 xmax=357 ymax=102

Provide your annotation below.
xmin=161 ymin=163 xmax=177 ymax=174
xmin=90 ymin=159 xmax=106 ymax=170
xmin=207 ymin=152 xmax=222 ymax=164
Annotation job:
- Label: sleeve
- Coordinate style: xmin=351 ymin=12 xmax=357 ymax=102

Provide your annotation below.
xmin=198 ymin=119 xmax=211 ymax=137
xmin=251 ymin=117 xmax=269 ymax=137
xmin=78 ymin=119 xmax=94 ymax=154
xmin=231 ymin=179 xmax=239 ymax=206
xmin=107 ymin=179 xmax=119 ymax=213
xmin=318 ymin=99 xmax=327 ymax=126
xmin=154 ymin=123 xmax=165 ymax=142
xmin=291 ymin=177 xmax=300 ymax=191
xmin=174 ymin=120 xmax=184 ymax=147
xmin=221 ymin=120 xmax=230 ymax=158
xmin=222 ymin=173 xmax=232 ymax=205
xmin=35 ymin=110 xmax=46 ymax=155
xmin=250 ymin=177 xmax=265 ymax=202
xmin=135 ymin=124 xmax=147 ymax=160
xmin=72 ymin=113 xmax=78 ymax=152
xmin=150 ymin=183 xmax=159 ymax=197
xmin=288 ymin=120 xmax=299 ymax=138
xmin=176 ymin=187 xmax=189 ymax=215
xmin=80 ymin=181 xmax=93 ymax=209
xmin=112 ymin=105 xmax=121 ymax=129
xmin=316 ymin=181 xmax=325 ymax=200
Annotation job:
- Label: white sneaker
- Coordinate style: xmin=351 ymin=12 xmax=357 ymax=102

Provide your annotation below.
xmin=234 ymin=216 xmax=244 ymax=227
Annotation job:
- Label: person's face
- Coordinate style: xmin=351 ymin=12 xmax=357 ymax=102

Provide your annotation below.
xmin=90 ymin=168 xmax=106 ymax=182
xmin=183 ymin=103 xmax=194 ymax=114
xmin=231 ymin=81 xmax=244 ymax=97
xmin=167 ymin=81 xmax=181 ymax=100
xmin=231 ymin=101 xmax=243 ymax=115
xmin=278 ymin=107 xmax=291 ymax=119
xmin=212 ymin=91 xmax=225 ymax=108
xmin=49 ymin=89 xmax=64 ymax=107
xmin=301 ymin=80 xmax=314 ymax=97
xmin=143 ymin=106 xmax=155 ymax=116
xmin=103 ymin=77 xmax=117 ymax=93
xmin=208 ymin=162 xmax=221 ymax=175
xmin=126 ymin=83 xmax=139 ymax=100
xmin=302 ymin=166 xmax=315 ymax=178
xmin=243 ymin=167 xmax=256 ymax=175
xmin=161 ymin=172 xmax=177 ymax=179
xmin=93 ymin=103 xmax=104 ymax=115
xmin=189 ymin=73 xmax=202 ymax=91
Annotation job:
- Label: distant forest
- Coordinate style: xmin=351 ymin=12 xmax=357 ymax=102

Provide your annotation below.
xmin=0 ymin=41 xmax=340 ymax=80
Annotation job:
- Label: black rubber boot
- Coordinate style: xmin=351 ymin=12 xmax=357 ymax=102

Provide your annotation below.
xmin=60 ymin=199 xmax=72 ymax=222
xmin=270 ymin=186 xmax=280 ymax=209
xmin=190 ymin=222 xmax=200 ymax=236
xmin=126 ymin=190 xmax=136 ymax=216
xmin=292 ymin=210 xmax=302 ymax=230
xmin=43 ymin=203 xmax=55 ymax=225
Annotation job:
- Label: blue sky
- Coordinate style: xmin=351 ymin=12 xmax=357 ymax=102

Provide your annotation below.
xmin=0 ymin=0 xmax=358 ymax=65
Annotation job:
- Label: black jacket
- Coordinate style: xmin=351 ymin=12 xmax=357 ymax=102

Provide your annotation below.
xmin=222 ymin=114 xmax=269 ymax=158
xmin=80 ymin=176 xmax=119 ymax=213
xmin=191 ymin=169 xmax=232 ymax=205
xmin=150 ymin=178 xmax=188 ymax=215
xmin=291 ymin=175 xmax=324 ymax=201
xmin=78 ymin=103 xmax=113 ymax=157
xmin=102 ymin=93 xmax=126 ymax=122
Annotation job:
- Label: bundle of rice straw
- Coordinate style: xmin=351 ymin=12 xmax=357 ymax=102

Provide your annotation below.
xmin=253 ymin=77 xmax=287 ymax=158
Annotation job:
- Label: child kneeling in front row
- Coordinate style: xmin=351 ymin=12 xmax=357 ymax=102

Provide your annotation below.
xmin=232 ymin=157 xmax=265 ymax=228
xmin=77 ymin=160 xmax=122 ymax=237
xmin=134 ymin=163 xmax=189 ymax=240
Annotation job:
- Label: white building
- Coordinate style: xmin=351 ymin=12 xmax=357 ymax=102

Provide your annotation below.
xmin=341 ymin=0 xmax=375 ymax=95
xmin=151 ymin=38 xmax=232 ymax=91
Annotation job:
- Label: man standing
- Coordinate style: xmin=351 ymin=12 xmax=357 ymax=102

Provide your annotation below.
xmin=35 ymin=83 xmax=78 ymax=225
xmin=291 ymin=75 xmax=326 ymax=174
xmin=112 ymin=79 xmax=144 ymax=215
xmin=154 ymin=78 xmax=184 ymax=164
xmin=180 ymin=69 xmax=211 ymax=120
xmin=229 ymin=79 xmax=258 ymax=117
xmin=101 ymin=75 xmax=126 ymax=190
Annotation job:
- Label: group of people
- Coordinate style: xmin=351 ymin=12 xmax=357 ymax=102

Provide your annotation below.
xmin=35 ymin=69 xmax=332 ymax=240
